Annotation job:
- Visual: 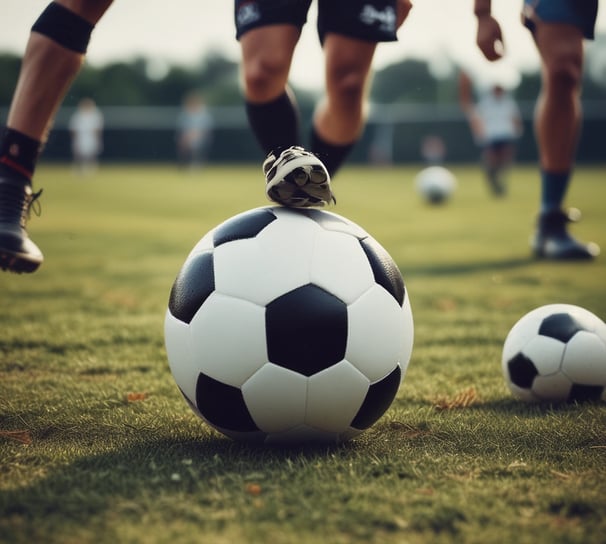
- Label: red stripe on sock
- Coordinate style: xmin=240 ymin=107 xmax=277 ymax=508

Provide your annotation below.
xmin=0 ymin=156 xmax=33 ymax=180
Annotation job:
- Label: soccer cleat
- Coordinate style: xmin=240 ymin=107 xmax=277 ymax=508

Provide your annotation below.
xmin=531 ymin=208 xmax=600 ymax=261
xmin=263 ymin=146 xmax=335 ymax=208
xmin=0 ymin=176 xmax=44 ymax=273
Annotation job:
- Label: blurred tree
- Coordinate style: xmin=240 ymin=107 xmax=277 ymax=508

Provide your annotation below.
xmin=2 ymin=46 xmax=605 ymax=108
xmin=1 ymin=44 xmax=603 ymax=163
xmin=371 ymin=59 xmax=439 ymax=103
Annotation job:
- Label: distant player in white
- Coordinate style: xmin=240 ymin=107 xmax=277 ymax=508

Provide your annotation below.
xmin=69 ymin=97 xmax=103 ymax=175
xmin=460 ymin=73 xmax=523 ymax=196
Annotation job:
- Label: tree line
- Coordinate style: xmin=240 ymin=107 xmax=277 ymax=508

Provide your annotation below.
xmin=2 ymin=39 xmax=605 ymax=110
xmin=0 ymin=41 xmax=604 ymax=164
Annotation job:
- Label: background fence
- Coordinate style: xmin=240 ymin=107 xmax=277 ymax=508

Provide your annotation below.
xmin=3 ymin=101 xmax=605 ymax=166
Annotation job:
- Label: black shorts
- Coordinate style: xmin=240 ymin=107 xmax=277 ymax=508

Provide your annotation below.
xmin=235 ymin=0 xmax=399 ymax=43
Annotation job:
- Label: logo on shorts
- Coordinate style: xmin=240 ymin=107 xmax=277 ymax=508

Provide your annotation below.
xmin=237 ymin=2 xmax=261 ymax=27
xmin=359 ymin=4 xmax=396 ymax=33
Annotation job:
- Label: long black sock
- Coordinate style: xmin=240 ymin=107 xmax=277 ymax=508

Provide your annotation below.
xmin=310 ymin=127 xmax=355 ymax=178
xmin=0 ymin=127 xmax=42 ymax=183
xmin=245 ymin=90 xmax=301 ymax=156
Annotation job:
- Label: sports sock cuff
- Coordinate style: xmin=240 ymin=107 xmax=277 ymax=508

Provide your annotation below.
xmin=310 ymin=127 xmax=355 ymax=177
xmin=540 ymin=169 xmax=571 ymax=212
xmin=32 ymin=2 xmax=95 ymax=54
xmin=0 ymin=127 xmax=43 ymax=180
xmin=245 ymin=92 xmax=301 ymax=155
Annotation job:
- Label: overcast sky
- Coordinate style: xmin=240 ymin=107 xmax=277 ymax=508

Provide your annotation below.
xmin=2 ymin=1 xmax=605 ymax=90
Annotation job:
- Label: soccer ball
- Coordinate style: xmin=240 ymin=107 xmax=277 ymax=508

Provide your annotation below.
xmin=502 ymin=304 xmax=606 ymax=403
xmin=414 ymin=166 xmax=457 ymax=204
xmin=164 ymin=206 xmax=414 ymax=444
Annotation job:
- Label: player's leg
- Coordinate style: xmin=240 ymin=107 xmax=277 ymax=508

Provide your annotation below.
xmin=0 ymin=0 xmax=113 ymax=273
xmin=481 ymin=143 xmax=506 ymax=196
xmin=524 ymin=0 xmax=600 ymax=259
xmin=236 ymin=0 xmax=333 ymax=207
xmin=534 ymin=23 xmax=582 ymax=200
xmin=488 ymin=140 xmax=515 ymax=196
xmin=311 ymin=0 xmax=398 ymax=177
xmin=311 ymin=34 xmax=376 ymax=177
xmin=239 ymin=24 xmax=302 ymax=154
xmin=495 ymin=141 xmax=516 ymax=195
xmin=240 ymin=23 xmax=333 ymax=207
xmin=236 ymin=0 xmax=315 ymax=155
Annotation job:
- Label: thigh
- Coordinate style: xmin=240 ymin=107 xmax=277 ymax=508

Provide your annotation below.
xmin=239 ymin=24 xmax=300 ymax=72
xmin=322 ymin=33 xmax=377 ymax=78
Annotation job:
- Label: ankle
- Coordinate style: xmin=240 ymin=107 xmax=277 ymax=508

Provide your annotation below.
xmin=0 ymin=162 xmax=31 ymax=185
xmin=0 ymin=127 xmax=42 ymax=183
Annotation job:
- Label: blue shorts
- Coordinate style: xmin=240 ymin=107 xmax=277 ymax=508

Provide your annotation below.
xmin=235 ymin=0 xmax=398 ymax=44
xmin=522 ymin=0 xmax=598 ymax=39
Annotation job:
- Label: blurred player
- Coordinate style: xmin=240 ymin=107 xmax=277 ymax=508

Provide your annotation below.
xmin=236 ymin=0 xmax=412 ymax=208
xmin=176 ymin=91 xmax=214 ymax=170
xmin=69 ymin=97 xmax=104 ymax=175
xmin=459 ymin=72 xmax=523 ymax=197
xmin=474 ymin=0 xmax=599 ymax=259
xmin=420 ymin=135 xmax=446 ymax=167
xmin=0 ymin=0 xmax=114 ymax=273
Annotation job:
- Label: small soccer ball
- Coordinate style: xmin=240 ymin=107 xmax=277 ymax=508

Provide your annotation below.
xmin=502 ymin=304 xmax=606 ymax=403
xmin=415 ymin=166 xmax=457 ymax=204
xmin=164 ymin=206 xmax=414 ymax=444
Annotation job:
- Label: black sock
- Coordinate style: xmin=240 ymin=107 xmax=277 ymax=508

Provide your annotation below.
xmin=245 ymin=90 xmax=301 ymax=156
xmin=310 ymin=127 xmax=355 ymax=178
xmin=0 ymin=127 xmax=42 ymax=182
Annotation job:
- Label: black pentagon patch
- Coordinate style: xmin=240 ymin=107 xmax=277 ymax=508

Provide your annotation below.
xmin=568 ymin=384 xmax=604 ymax=403
xmin=196 ymin=372 xmax=260 ymax=432
xmin=508 ymin=353 xmax=538 ymax=389
xmin=213 ymin=208 xmax=277 ymax=247
xmin=168 ymin=251 xmax=214 ymax=324
xmin=266 ymin=284 xmax=347 ymax=376
xmin=359 ymin=238 xmax=405 ymax=306
xmin=539 ymin=313 xmax=584 ymax=343
xmin=351 ymin=365 xmax=401 ymax=430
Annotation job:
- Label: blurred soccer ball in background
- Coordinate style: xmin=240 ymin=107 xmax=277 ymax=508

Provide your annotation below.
xmin=415 ymin=166 xmax=457 ymax=205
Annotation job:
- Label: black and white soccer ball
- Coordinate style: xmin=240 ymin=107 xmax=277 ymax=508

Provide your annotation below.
xmin=414 ymin=166 xmax=457 ymax=205
xmin=502 ymin=304 xmax=606 ymax=403
xmin=164 ymin=206 xmax=414 ymax=444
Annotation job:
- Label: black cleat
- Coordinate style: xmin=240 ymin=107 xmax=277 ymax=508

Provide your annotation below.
xmin=263 ymin=146 xmax=335 ymax=208
xmin=0 ymin=176 xmax=43 ymax=273
xmin=531 ymin=208 xmax=600 ymax=261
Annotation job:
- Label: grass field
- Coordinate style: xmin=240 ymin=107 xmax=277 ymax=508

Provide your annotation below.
xmin=1 ymin=163 xmax=605 ymax=544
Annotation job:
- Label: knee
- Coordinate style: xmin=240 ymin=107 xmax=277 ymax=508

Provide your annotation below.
xmin=242 ymin=55 xmax=290 ymax=99
xmin=328 ymin=67 xmax=367 ymax=105
xmin=544 ymin=52 xmax=583 ymax=94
